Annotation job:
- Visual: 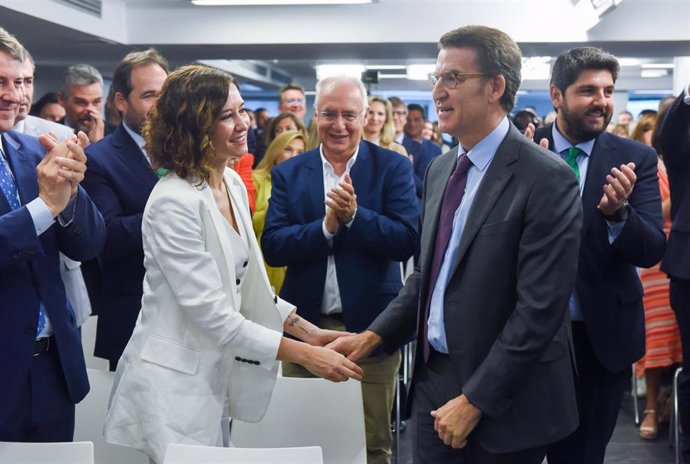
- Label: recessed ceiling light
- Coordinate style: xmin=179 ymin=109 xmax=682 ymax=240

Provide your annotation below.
xmin=315 ymin=64 xmax=365 ymax=79
xmin=191 ymin=0 xmax=372 ymax=5
xmin=641 ymin=69 xmax=668 ymax=78
xmin=641 ymin=63 xmax=675 ymax=69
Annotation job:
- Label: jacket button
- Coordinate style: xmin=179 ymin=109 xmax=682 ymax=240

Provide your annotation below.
xmin=236 ymin=279 xmax=240 ymax=285
xmin=243 ymin=261 xmax=248 ymax=268
xmin=235 ymin=356 xmax=241 ymax=361
xmin=254 ymin=361 xmax=260 ymax=365
xmin=274 ymin=296 xmax=278 ymax=304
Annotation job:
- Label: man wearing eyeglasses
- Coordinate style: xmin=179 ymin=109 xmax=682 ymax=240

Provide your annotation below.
xmin=262 ymin=75 xmax=419 ymax=464
xmin=328 ymin=25 xmax=582 ymax=463
xmin=406 ymin=103 xmax=443 ymax=198
xmin=278 ymin=83 xmax=307 ymax=122
xmin=390 ymin=97 xmax=425 ymax=197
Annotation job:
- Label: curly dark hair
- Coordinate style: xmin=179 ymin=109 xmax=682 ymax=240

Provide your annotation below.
xmin=145 ymin=65 xmax=238 ymax=186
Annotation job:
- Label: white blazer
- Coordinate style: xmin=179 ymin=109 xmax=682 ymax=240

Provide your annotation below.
xmin=103 ymin=169 xmax=294 ymax=463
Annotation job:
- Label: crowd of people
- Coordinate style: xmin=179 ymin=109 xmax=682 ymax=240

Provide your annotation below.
xmin=1 ymin=21 xmax=689 ymax=464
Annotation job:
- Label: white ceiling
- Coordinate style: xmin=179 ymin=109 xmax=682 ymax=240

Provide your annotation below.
xmin=1 ymin=0 xmax=689 ymax=93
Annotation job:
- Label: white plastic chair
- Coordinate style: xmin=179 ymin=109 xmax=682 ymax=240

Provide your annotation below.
xmin=164 ymin=443 xmax=323 ymax=464
xmin=230 ymin=377 xmax=366 ymax=464
xmin=0 ymin=441 xmax=94 ymax=464
xmin=80 ymin=315 xmax=109 ymax=370
xmin=74 ymin=369 xmax=148 ymax=464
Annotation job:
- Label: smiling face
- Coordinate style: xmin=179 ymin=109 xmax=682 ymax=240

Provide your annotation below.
xmin=279 ymin=88 xmax=306 ymax=121
xmin=276 ymin=137 xmax=305 ymax=164
xmin=0 ymin=50 xmax=23 ymax=132
xmin=432 ymin=47 xmax=494 ymax=142
xmin=314 ymin=80 xmax=365 ymax=162
xmin=209 ymin=84 xmax=250 ymax=165
xmin=551 ymin=69 xmax=614 ymax=144
xmin=115 ymin=62 xmax=167 ymax=135
xmin=364 ymin=100 xmax=386 ymax=137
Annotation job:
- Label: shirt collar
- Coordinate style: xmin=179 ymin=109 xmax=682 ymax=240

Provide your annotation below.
xmin=13 ymin=119 xmax=25 ymax=134
xmin=319 ymin=143 xmax=360 ymax=176
xmin=461 ymin=116 xmax=510 ymax=172
xmin=552 ymin=121 xmax=595 ymax=157
xmin=122 ymin=122 xmax=146 ymax=152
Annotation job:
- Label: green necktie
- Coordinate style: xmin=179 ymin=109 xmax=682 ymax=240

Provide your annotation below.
xmin=565 ymin=146 xmax=581 ymax=183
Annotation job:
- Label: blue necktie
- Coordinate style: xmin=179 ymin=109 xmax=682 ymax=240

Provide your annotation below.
xmin=0 ymin=143 xmax=47 ymax=337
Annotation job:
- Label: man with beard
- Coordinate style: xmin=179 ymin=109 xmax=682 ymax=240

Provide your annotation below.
xmin=531 ymin=47 xmax=666 ymax=464
xmin=81 ymin=49 xmax=168 ymax=370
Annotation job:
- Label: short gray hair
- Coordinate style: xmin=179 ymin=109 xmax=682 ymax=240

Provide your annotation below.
xmin=314 ymin=75 xmax=367 ymax=112
xmin=62 ymin=63 xmax=103 ymax=97
xmin=0 ymin=26 xmax=25 ymax=62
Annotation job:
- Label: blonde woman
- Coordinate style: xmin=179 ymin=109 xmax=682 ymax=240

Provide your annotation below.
xmin=252 ymin=130 xmax=306 ymax=292
xmin=362 ymin=95 xmax=408 ymax=158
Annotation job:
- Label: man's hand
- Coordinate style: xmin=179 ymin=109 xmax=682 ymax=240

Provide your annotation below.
xmin=80 ymin=111 xmax=104 ymax=143
xmin=325 ymin=174 xmax=357 ymax=225
xmin=36 ymin=139 xmax=74 ymax=217
xmin=430 ymin=394 xmax=482 ymax=449
xmin=39 ymin=133 xmax=89 ymax=197
xmin=598 ymin=162 xmax=636 ymax=216
xmin=523 ymin=123 xmax=549 ymax=149
xmin=327 ymin=330 xmax=382 ymax=362
xmin=324 ymin=205 xmax=339 ymax=234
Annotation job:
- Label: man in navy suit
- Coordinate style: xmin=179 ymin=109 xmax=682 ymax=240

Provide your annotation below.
xmin=406 ymin=103 xmax=443 ymax=196
xmin=262 ymin=75 xmax=419 ymax=464
xmin=658 ymin=83 xmax=690 ymax=463
xmin=389 ymin=97 xmax=425 ymax=198
xmin=81 ymin=49 xmax=168 ymax=371
xmin=532 ymin=47 xmax=666 ymax=464
xmin=0 ymin=27 xmax=106 ymax=441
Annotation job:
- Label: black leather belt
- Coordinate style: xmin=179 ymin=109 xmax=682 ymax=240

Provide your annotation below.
xmin=33 ymin=336 xmax=53 ymax=356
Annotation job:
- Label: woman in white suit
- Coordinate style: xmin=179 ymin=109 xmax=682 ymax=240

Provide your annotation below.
xmin=103 ymin=65 xmax=363 ymax=464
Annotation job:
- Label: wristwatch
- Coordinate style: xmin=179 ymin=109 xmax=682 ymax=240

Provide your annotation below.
xmin=601 ymin=201 xmax=630 ymax=223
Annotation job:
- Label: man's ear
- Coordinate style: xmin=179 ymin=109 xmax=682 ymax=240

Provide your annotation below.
xmin=488 ymin=74 xmax=506 ymax=105
xmin=114 ymin=92 xmax=128 ymax=114
xmin=550 ymin=85 xmax=563 ymax=111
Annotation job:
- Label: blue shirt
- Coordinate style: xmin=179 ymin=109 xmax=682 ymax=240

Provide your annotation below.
xmin=427 ymin=116 xmax=508 ymax=353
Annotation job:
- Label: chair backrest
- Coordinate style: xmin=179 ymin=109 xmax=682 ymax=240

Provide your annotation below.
xmin=164 ymin=443 xmax=323 ymax=464
xmin=0 ymin=441 xmax=94 ymax=464
xmin=74 ymin=369 xmax=148 ymax=464
xmin=80 ymin=315 xmax=109 ymax=370
xmin=230 ymin=377 xmax=366 ymax=464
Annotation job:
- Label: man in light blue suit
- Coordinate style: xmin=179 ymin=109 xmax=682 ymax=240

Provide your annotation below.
xmin=262 ymin=75 xmax=419 ymax=464
xmin=0 ymin=27 xmax=106 ymax=442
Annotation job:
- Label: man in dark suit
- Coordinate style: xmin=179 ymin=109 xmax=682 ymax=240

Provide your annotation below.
xmin=406 ymin=103 xmax=443 ymax=196
xmin=329 ymin=25 xmax=582 ymax=463
xmin=658 ymin=84 xmax=690 ymax=463
xmin=262 ymin=75 xmax=419 ymax=464
xmin=0 ymin=27 xmax=106 ymax=441
xmin=389 ymin=97 xmax=425 ymax=198
xmin=82 ymin=49 xmax=168 ymax=370
xmin=529 ymin=47 xmax=666 ymax=464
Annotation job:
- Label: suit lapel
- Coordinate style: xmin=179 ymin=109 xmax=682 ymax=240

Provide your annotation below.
xmin=305 ymin=150 xmax=326 ymax=217
xmin=349 ymin=141 xmax=371 ymax=195
xmin=3 ymin=132 xmax=39 ymax=207
xmin=581 ymin=132 xmax=615 ymax=234
xmin=449 ymin=128 xmax=517 ymax=275
xmin=110 ymin=126 xmax=158 ymax=188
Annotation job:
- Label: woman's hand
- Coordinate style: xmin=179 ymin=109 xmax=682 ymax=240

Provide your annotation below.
xmin=301 ymin=345 xmax=364 ymax=382
xmin=310 ymin=328 xmax=356 ymax=347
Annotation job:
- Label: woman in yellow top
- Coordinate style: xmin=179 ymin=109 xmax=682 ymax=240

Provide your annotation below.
xmin=362 ymin=95 xmax=409 ymax=158
xmin=252 ymin=130 xmax=306 ymax=293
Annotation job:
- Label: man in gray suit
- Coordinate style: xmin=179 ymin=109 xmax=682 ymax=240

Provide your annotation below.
xmin=330 ymin=25 xmax=582 ymax=463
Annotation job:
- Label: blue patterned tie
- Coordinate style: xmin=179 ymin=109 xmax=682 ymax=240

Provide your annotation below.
xmin=0 ymin=142 xmax=47 ymax=337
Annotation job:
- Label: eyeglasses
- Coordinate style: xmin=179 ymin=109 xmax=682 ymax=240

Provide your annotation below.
xmin=392 ymin=110 xmax=408 ymax=117
xmin=427 ymin=71 xmax=486 ymax=89
xmin=285 ymin=98 xmax=306 ymax=105
xmin=317 ymin=110 xmax=364 ymax=123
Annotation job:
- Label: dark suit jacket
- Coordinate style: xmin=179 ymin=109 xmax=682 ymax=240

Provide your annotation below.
xmin=659 ymin=92 xmax=690 ymax=280
xmin=0 ymin=131 xmax=105 ymax=426
xmin=401 ymin=134 xmax=424 ymax=197
xmin=262 ymin=140 xmax=419 ymax=333
xmin=370 ymin=124 xmax=582 ymax=453
xmin=82 ymin=125 xmax=158 ymax=362
xmin=534 ymin=125 xmax=666 ymax=372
